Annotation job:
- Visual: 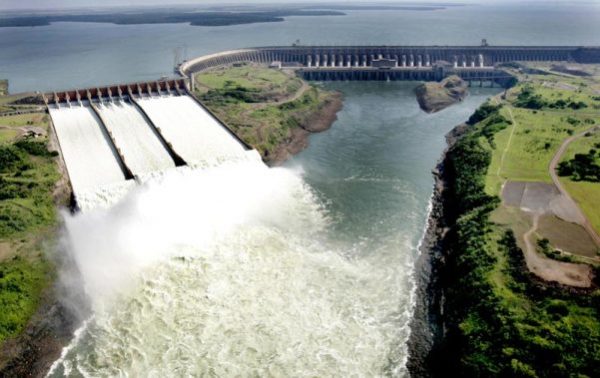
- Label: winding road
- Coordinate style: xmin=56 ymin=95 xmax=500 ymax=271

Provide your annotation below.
xmin=548 ymin=125 xmax=600 ymax=247
xmin=499 ymin=106 xmax=596 ymax=287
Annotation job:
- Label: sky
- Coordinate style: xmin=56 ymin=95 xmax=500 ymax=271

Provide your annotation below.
xmin=0 ymin=0 xmax=591 ymax=11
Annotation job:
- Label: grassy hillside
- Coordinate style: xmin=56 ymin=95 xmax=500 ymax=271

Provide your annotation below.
xmin=194 ymin=63 xmax=342 ymax=163
xmin=438 ymin=100 xmax=600 ymax=377
xmin=0 ymin=109 xmax=61 ymax=345
xmin=484 ymin=73 xmax=600 ymax=237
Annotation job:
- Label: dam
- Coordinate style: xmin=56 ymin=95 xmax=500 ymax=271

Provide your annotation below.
xmin=179 ymin=45 xmax=600 ymax=86
xmin=46 ymin=79 xmax=255 ymax=208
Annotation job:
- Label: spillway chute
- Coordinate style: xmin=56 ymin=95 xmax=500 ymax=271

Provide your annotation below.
xmin=48 ymin=86 xmax=258 ymax=210
xmin=48 ymin=103 xmax=130 ymax=197
xmin=136 ymin=94 xmax=249 ymax=168
xmin=94 ymin=100 xmax=176 ymax=176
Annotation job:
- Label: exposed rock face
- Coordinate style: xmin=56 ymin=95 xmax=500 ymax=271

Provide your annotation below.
xmin=415 ymin=75 xmax=468 ymax=113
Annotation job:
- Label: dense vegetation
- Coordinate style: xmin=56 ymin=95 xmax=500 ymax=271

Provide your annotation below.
xmin=558 ymin=147 xmax=600 ymax=182
xmin=436 ymin=102 xmax=600 ymax=377
xmin=0 ymin=139 xmax=59 ymax=238
xmin=0 ymin=122 xmax=60 ymax=344
xmin=0 ymin=256 xmax=51 ymax=343
xmin=515 ymin=85 xmax=588 ymax=110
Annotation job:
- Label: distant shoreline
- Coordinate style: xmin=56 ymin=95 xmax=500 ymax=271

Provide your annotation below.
xmin=0 ymin=6 xmax=449 ymax=28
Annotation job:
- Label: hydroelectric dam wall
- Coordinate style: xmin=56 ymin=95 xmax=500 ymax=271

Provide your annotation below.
xmin=180 ymin=45 xmax=600 ymax=86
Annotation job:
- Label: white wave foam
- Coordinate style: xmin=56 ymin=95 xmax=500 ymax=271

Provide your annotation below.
xmin=50 ymin=158 xmax=415 ymax=377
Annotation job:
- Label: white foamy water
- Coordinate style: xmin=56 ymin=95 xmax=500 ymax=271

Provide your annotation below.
xmin=95 ymin=100 xmax=175 ymax=176
xmin=49 ymin=157 xmax=415 ymax=377
xmin=49 ymin=104 xmax=127 ymax=194
xmin=137 ymin=95 xmax=248 ymax=166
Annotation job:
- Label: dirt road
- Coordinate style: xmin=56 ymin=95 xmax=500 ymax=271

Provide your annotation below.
xmin=548 ymin=125 xmax=600 ymax=246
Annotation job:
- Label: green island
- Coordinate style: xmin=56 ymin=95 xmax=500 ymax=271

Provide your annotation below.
xmin=435 ymin=62 xmax=600 ymax=376
xmin=193 ymin=63 xmax=343 ymax=164
xmin=0 ymin=87 xmax=67 ymax=369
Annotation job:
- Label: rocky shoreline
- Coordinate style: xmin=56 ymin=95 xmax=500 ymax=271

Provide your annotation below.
xmin=0 ymin=252 xmax=88 ymax=378
xmin=407 ymin=123 xmax=469 ymax=377
xmin=415 ymin=76 xmax=469 ymax=113
xmin=270 ymin=91 xmax=344 ymax=165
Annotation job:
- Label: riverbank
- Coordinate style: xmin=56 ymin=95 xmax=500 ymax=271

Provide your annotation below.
xmin=193 ymin=64 xmax=343 ymax=165
xmin=406 ymin=123 xmax=469 ymax=377
xmin=0 ymin=99 xmax=82 ymax=376
xmin=410 ymin=66 xmax=600 ymax=375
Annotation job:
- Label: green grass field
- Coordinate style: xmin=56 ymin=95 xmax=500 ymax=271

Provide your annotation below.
xmin=0 ymin=109 xmax=60 ymax=345
xmin=442 ymin=93 xmax=600 ymax=376
xmin=483 ymin=73 xmax=600 ymax=244
xmin=485 ymin=79 xmax=600 ymax=196
xmin=194 ymin=64 xmax=339 ymax=161
xmin=194 ymin=64 xmax=303 ymax=100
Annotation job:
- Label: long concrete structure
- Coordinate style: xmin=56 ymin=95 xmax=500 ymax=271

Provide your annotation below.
xmin=179 ymin=45 xmax=600 ymax=86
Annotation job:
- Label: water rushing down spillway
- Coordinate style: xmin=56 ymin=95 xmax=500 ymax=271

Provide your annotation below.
xmin=49 ymin=94 xmax=252 ymax=209
xmin=137 ymin=95 xmax=248 ymax=166
xmin=49 ymin=104 xmax=127 ymax=194
xmin=95 ymin=100 xmax=175 ymax=176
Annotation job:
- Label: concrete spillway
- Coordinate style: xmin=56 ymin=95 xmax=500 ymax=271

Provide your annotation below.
xmin=49 ymin=90 xmax=255 ymax=208
xmin=137 ymin=95 xmax=247 ymax=166
xmin=95 ymin=101 xmax=176 ymax=176
xmin=49 ymin=104 xmax=128 ymax=194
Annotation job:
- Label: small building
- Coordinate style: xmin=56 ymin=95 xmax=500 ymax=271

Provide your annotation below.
xmin=371 ymin=58 xmax=397 ymax=69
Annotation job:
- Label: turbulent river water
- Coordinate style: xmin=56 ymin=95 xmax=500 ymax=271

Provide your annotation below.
xmin=47 ymin=83 xmax=498 ymax=376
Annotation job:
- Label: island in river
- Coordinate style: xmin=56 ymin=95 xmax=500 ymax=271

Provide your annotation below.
xmin=415 ymin=75 xmax=469 ymax=113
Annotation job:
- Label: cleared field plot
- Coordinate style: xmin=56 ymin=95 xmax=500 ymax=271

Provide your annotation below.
xmin=137 ymin=95 xmax=247 ymax=165
xmin=96 ymin=101 xmax=175 ymax=176
xmin=559 ymin=179 xmax=600 ymax=236
xmin=49 ymin=104 xmax=126 ymax=194
xmin=537 ymin=214 xmax=598 ymax=258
